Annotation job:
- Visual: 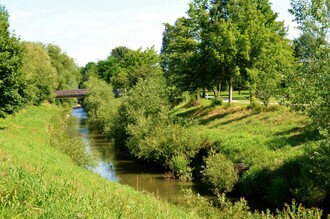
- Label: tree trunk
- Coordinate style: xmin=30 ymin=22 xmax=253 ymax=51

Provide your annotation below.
xmin=194 ymin=91 xmax=200 ymax=106
xmin=218 ymin=82 xmax=222 ymax=97
xmin=229 ymin=78 xmax=233 ymax=104
xmin=213 ymin=89 xmax=217 ymax=98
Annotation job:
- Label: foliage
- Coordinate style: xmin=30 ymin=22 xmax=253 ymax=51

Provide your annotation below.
xmin=127 ymin=119 xmax=201 ymax=179
xmin=48 ymin=110 xmax=93 ymax=166
xmin=287 ymin=0 xmax=330 ymax=136
xmin=202 ymin=152 xmax=238 ymax=193
xmin=45 ymin=44 xmax=80 ymax=90
xmin=175 ymin=190 xmax=323 ymax=219
xmin=111 ymin=76 xmax=169 ymax=151
xmin=80 ymin=61 xmax=99 ymax=86
xmin=161 ymin=0 xmax=294 ymax=104
xmin=0 ymin=104 xmax=199 ymax=218
xmin=21 ymin=42 xmax=58 ymax=105
xmin=295 ymin=140 xmax=330 ymax=207
xmin=82 ymin=77 xmax=119 ymax=133
xmin=92 ymin=46 xmax=162 ymax=91
xmin=0 ymin=6 xmax=29 ymax=117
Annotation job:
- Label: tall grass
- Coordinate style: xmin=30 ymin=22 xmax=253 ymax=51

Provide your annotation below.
xmin=0 ymin=103 xmax=198 ymax=218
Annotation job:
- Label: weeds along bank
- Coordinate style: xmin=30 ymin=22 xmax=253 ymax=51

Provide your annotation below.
xmin=0 ymin=103 xmax=323 ymax=218
xmin=83 ymin=77 xmax=329 ymax=216
xmin=0 ymin=103 xmax=201 ymax=218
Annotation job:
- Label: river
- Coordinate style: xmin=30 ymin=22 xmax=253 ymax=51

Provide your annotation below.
xmin=66 ymin=107 xmax=196 ymax=201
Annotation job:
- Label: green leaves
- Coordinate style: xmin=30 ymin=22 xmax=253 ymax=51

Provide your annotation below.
xmin=0 ymin=6 xmax=28 ymax=117
xmin=161 ymin=0 xmax=294 ymax=105
xmin=288 ymin=0 xmax=330 ymax=135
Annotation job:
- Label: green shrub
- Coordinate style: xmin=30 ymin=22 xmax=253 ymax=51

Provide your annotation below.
xmin=295 ymin=140 xmax=330 ymax=206
xmin=82 ymin=77 xmax=119 ymax=134
xmin=202 ymin=153 xmax=238 ymax=193
xmin=127 ymin=116 xmax=201 ymax=179
xmin=49 ymin=111 xmax=93 ymax=167
xmin=168 ymin=155 xmax=192 ymax=181
xmin=111 ymin=76 xmax=169 ymax=152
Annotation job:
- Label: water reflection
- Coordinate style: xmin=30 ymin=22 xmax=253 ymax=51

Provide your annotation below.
xmin=67 ymin=107 xmax=194 ymax=201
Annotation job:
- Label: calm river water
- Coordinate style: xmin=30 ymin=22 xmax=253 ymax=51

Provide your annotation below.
xmin=66 ymin=107 xmax=196 ymax=201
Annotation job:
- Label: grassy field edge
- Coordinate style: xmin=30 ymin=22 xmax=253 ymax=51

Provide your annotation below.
xmin=0 ymin=104 xmax=197 ymax=218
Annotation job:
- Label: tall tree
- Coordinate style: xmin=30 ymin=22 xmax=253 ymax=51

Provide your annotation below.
xmin=95 ymin=46 xmax=162 ymax=91
xmin=0 ymin=6 xmax=28 ymax=117
xmin=45 ymin=44 xmax=81 ymax=90
xmin=161 ymin=0 xmax=294 ymax=105
xmin=21 ymin=42 xmax=58 ymax=104
xmin=289 ymin=0 xmax=330 ymax=134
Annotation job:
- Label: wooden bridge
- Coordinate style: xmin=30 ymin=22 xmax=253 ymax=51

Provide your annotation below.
xmin=54 ymin=89 xmax=88 ymax=98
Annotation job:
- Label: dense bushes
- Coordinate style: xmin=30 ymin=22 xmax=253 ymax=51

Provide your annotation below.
xmin=201 ymin=152 xmax=238 ymax=193
xmin=82 ymin=77 xmax=119 ymax=133
xmin=295 ymin=140 xmax=330 ymax=207
xmin=113 ymin=77 xmax=202 ymax=179
xmin=48 ymin=110 xmax=93 ymax=167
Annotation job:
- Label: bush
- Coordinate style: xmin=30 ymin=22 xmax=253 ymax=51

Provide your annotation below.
xmin=82 ymin=77 xmax=119 ymax=134
xmin=49 ymin=111 xmax=93 ymax=167
xmin=168 ymin=155 xmax=192 ymax=181
xmin=202 ymin=153 xmax=238 ymax=193
xmin=127 ymin=116 xmax=201 ymax=179
xmin=111 ymin=76 xmax=169 ymax=152
xmin=295 ymin=140 xmax=330 ymax=206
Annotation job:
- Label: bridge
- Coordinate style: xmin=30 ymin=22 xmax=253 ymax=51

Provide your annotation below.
xmin=54 ymin=89 xmax=88 ymax=98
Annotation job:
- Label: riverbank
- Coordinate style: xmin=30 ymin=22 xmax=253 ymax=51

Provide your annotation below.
xmin=0 ymin=104 xmax=198 ymax=218
xmin=0 ymin=103 xmax=324 ymax=218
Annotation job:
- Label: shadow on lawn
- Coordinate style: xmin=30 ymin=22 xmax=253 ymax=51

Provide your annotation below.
xmin=207 ymin=112 xmax=259 ymax=128
xmin=267 ymin=127 xmax=319 ymax=150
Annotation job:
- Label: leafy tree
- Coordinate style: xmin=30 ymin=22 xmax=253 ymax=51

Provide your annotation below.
xmin=80 ymin=62 xmax=99 ymax=87
xmin=288 ymin=0 xmax=330 ymax=135
xmin=110 ymin=47 xmax=162 ymax=90
xmin=83 ymin=77 xmax=118 ymax=133
xmin=45 ymin=44 xmax=81 ymax=90
xmin=21 ymin=42 xmax=58 ymax=104
xmin=161 ymin=0 xmax=294 ymax=105
xmin=96 ymin=46 xmax=131 ymax=83
xmin=161 ymin=16 xmax=209 ymax=98
xmin=0 ymin=6 xmax=28 ymax=117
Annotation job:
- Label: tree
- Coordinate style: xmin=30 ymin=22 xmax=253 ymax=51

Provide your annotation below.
xmin=110 ymin=47 xmax=162 ymax=90
xmin=45 ymin=44 xmax=81 ymax=90
xmin=0 ymin=6 xmax=28 ymax=117
xmin=161 ymin=0 xmax=294 ymax=105
xmin=288 ymin=0 xmax=330 ymax=134
xmin=21 ymin=42 xmax=58 ymax=105
xmin=80 ymin=62 xmax=99 ymax=87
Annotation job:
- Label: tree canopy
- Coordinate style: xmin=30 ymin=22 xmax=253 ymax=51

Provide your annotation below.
xmin=161 ymin=0 xmax=294 ymax=105
xmin=288 ymin=0 xmax=330 ymax=135
xmin=0 ymin=6 xmax=28 ymax=117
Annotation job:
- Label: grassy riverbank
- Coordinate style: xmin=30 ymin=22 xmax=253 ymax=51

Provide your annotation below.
xmin=172 ymin=100 xmax=326 ymax=210
xmin=0 ymin=103 xmax=324 ymax=218
xmin=0 ymin=104 xmax=198 ymax=218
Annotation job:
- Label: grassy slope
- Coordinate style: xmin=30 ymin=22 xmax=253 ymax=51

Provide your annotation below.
xmin=0 ymin=104 xmax=198 ymax=218
xmin=172 ymin=100 xmax=311 ymax=170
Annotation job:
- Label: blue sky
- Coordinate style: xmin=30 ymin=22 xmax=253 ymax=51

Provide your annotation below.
xmin=1 ymin=0 xmax=298 ymax=66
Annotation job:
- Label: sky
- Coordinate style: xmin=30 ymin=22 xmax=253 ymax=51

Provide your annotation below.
xmin=1 ymin=0 xmax=299 ymax=66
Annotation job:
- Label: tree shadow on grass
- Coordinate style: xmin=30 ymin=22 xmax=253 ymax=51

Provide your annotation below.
xmin=267 ymin=127 xmax=318 ymax=150
xmin=208 ymin=113 xmax=259 ymax=128
xmin=199 ymin=111 xmax=231 ymax=125
xmin=175 ymin=105 xmax=212 ymax=119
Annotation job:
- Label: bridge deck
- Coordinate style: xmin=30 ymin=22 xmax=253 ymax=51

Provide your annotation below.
xmin=54 ymin=89 xmax=88 ymax=98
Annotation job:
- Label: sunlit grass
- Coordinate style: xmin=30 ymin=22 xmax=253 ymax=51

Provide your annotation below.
xmin=173 ymin=100 xmax=311 ymax=168
xmin=0 ymin=104 xmax=198 ymax=218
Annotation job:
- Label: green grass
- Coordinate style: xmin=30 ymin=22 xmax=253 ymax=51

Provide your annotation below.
xmin=0 ymin=103 xmax=324 ymax=219
xmin=172 ymin=100 xmax=312 ymax=171
xmin=0 ymin=104 xmax=198 ymax=218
